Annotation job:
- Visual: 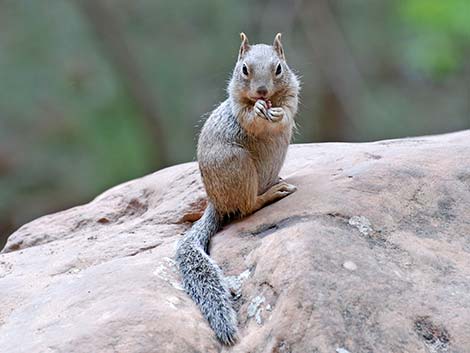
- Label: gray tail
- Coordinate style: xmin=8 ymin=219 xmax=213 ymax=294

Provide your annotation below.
xmin=176 ymin=203 xmax=238 ymax=345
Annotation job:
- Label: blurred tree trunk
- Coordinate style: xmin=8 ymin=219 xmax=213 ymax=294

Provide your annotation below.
xmin=317 ymin=87 xmax=346 ymax=141
xmin=298 ymin=0 xmax=368 ymax=141
xmin=75 ymin=0 xmax=168 ymax=168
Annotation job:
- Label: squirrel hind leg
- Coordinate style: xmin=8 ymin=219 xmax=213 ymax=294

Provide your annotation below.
xmin=253 ymin=180 xmax=297 ymax=212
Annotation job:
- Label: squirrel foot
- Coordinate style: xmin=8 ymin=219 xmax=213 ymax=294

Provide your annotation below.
xmin=254 ymin=181 xmax=297 ymax=211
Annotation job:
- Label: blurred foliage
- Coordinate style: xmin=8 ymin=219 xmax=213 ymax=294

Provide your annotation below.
xmin=0 ymin=0 xmax=469 ymax=248
xmin=400 ymin=0 xmax=470 ymax=77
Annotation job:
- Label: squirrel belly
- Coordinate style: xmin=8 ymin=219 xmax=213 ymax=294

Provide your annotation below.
xmin=176 ymin=33 xmax=299 ymax=345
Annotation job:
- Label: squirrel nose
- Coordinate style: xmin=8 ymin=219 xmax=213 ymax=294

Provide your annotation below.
xmin=256 ymin=86 xmax=268 ymax=97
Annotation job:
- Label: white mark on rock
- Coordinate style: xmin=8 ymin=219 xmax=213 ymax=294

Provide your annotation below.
xmin=343 ymin=261 xmax=357 ymax=271
xmin=248 ymin=295 xmax=265 ymax=319
xmin=348 ymin=216 xmax=373 ymax=236
xmin=266 ymin=304 xmax=272 ymax=312
xmin=153 ymin=257 xmax=184 ymax=291
xmin=336 ymin=348 xmax=352 ymax=353
xmin=255 ymin=307 xmax=263 ymax=325
xmin=393 ymin=269 xmax=403 ymax=278
xmin=225 ymin=269 xmax=251 ymax=297
xmin=238 ymin=269 xmax=251 ymax=281
xmin=166 ymin=296 xmax=181 ymax=310
xmin=100 ymin=311 xmax=115 ymax=321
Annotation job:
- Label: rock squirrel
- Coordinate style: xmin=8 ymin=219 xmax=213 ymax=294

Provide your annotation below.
xmin=176 ymin=33 xmax=300 ymax=345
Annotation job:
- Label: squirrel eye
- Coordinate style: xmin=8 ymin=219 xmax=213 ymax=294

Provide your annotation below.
xmin=242 ymin=64 xmax=249 ymax=76
xmin=275 ymin=63 xmax=282 ymax=76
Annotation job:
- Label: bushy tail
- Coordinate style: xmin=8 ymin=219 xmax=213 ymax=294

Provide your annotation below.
xmin=176 ymin=203 xmax=238 ymax=345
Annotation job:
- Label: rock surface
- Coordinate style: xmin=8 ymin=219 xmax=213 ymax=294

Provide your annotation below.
xmin=1 ymin=131 xmax=470 ymax=353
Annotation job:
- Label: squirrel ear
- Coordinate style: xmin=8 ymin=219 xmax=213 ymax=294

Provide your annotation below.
xmin=273 ymin=33 xmax=285 ymax=60
xmin=238 ymin=32 xmax=250 ymax=61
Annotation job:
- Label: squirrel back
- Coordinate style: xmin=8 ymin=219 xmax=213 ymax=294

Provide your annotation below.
xmin=176 ymin=33 xmax=300 ymax=345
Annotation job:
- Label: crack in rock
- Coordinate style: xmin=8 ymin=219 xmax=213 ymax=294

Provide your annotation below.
xmin=414 ymin=316 xmax=450 ymax=353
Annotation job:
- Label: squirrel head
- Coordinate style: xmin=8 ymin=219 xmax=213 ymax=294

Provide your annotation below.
xmin=228 ymin=33 xmax=298 ymax=105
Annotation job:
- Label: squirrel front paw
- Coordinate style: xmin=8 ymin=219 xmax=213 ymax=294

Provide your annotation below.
xmin=267 ymin=107 xmax=284 ymax=122
xmin=255 ymin=100 xmax=284 ymax=122
xmin=254 ymin=99 xmax=269 ymax=120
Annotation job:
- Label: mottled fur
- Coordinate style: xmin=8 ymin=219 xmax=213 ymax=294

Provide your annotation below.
xmin=176 ymin=33 xmax=300 ymax=345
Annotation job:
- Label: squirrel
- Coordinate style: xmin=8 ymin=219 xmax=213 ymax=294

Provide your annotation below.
xmin=176 ymin=33 xmax=300 ymax=345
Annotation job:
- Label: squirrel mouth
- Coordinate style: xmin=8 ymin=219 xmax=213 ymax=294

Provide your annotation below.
xmin=248 ymin=96 xmax=273 ymax=109
xmin=249 ymin=96 xmax=270 ymax=102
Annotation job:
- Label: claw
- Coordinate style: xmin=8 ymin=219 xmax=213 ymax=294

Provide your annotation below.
xmin=267 ymin=107 xmax=284 ymax=122
xmin=254 ymin=100 xmax=269 ymax=119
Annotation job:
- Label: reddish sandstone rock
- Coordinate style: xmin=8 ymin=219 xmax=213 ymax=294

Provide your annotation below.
xmin=1 ymin=131 xmax=469 ymax=353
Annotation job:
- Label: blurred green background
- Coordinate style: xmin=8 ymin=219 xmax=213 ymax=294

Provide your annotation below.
xmin=1 ymin=0 xmax=469 ymax=249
